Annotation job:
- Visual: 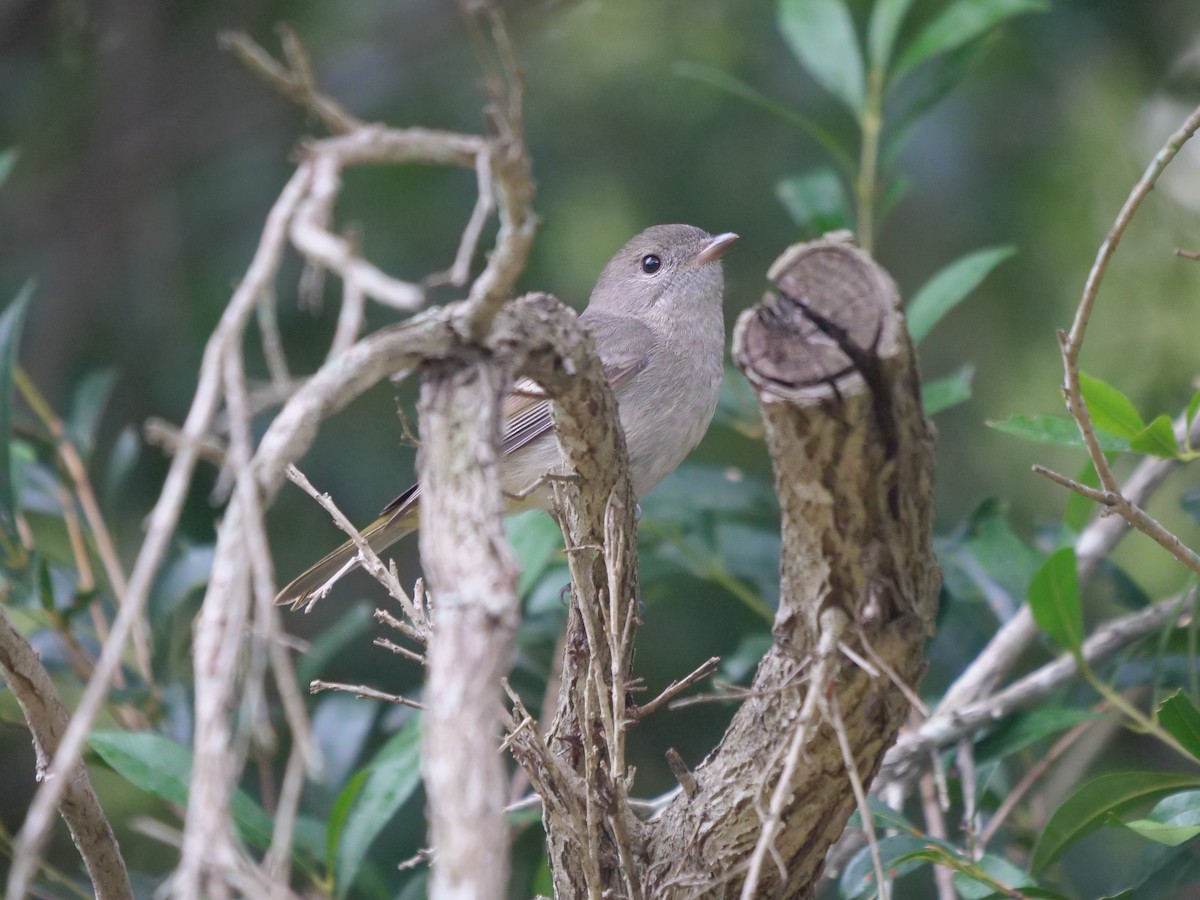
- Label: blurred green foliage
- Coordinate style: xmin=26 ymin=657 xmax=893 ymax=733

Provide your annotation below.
xmin=2 ymin=0 xmax=1200 ymax=897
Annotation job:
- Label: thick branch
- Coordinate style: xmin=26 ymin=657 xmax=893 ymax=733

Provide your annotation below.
xmin=419 ymin=354 xmax=520 ymax=900
xmin=642 ymin=234 xmax=939 ymax=897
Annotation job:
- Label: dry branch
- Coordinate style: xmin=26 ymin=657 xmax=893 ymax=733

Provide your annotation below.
xmin=0 ymin=605 xmax=131 ymax=899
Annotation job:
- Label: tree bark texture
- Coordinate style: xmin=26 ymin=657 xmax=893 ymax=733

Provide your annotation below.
xmin=636 ymin=234 xmax=940 ymax=897
xmin=419 ymin=352 xmax=520 ymax=900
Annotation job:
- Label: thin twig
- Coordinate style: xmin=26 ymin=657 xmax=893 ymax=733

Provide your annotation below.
xmin=285 ymin=464 xmax=424 ymax=630
xmin=310 ymin=679 xmax=425 ymax=710
xmin=1060 ymin=102 xmax=1200 ymax=493
xmin=1034 ymin=464 xmax=1200 ymax=576
xmin=829 ymin=692 xmax=888 ymax=900
xmin=633 ymin=657 xmax=720 ymax=719
xmin=979 ymin=714 xmax=1100 ymax=849
xmin=7 ymin=162 xmax=316 ymax=900
xmin=219 ymin=29 xmax=363 ymax=134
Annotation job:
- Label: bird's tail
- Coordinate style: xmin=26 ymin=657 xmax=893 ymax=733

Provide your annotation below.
xmin=274 ymin=509 xmax=416 ymax=610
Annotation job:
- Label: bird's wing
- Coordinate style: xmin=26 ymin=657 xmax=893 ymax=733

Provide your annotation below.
xmin=379 ymin=315 xmax=657 ymax=517
xmin=500 ymin=312 xmax=657 ymax=455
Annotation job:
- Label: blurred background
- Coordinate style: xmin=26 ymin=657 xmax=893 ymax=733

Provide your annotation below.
xmin=2 ymin=0 xmax=1200 ymax=896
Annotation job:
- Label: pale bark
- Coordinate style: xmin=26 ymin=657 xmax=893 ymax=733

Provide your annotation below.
xmin=420 ymin=355 xmax=520 ymax=900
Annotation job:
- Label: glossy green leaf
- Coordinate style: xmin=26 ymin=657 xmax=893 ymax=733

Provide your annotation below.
xmin=894 ymin=0 xmax=1048 ymax=80
xmin=867 ymin=0 xmax=917 ymax=72
xmin=672 ymin=62 xmax=854 ymax=172
xmin=893 ymin=845 xmax=1053 ymax=898
xmin=1120 ymin=817 xmax=1200 ymax=847
xmin=987 ymin=414 xmax=1129 ymax=452
xmin=1028 ymin=546 xmax=1082 ymax=653
xmin=778 ymin=0 xmax=865 ymax=113
xmin=776 ymin=167 xmax=852 ymax=235
xmin=953 ymin=851 xmax=1049 ymax=899
xmin=1121 ymin=794 xmax=1200 ymax=897
xmin=1079 ymin=372 xmax=1146 ymax=438
xmin=1158 ymin=691 xmax=1200 ymax=761
xmin=1032 ymin=772 xmax=1200 ymax=873
xmin=0 ymin=148 xmax=15 ymax=189
xmin=1130 ymin=414 xmax=1179 ymax=459
xmin=89 ymin=731 xmax=277 ymax=851
xmin=0 ymin=282 xmax=34 ymax=530
xmin=907 ymin=246 xmax=1014 ymax=344
xmin=922 ymin=366 xmax=973 ymax=415
xmin=335 ymin=717 xmax=422 ymax=897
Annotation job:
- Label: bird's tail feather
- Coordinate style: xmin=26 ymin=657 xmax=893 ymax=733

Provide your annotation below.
xmin=274 ymin=510 xmax=415 ymax=610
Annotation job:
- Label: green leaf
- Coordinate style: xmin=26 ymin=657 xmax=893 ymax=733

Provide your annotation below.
xmin=1079 ymin=371 xmax=1146 ymax=438
xmin=894 ymin=0 xmax=1048 ymax=80
xmin=922 ymin=367 xmax=973 ymax=415
xmin=867 ymin=0 xmax=917 ymax=72
xmin=1120 ymin=817 xmax=1200 ymax=847
xmin=1028 ymin=546 xmax=1082 ymax=653
xmin=988 ymin=414 xmax=1130 ymax=452
xmin=778 ymin=0 xmax=865 ymax=114
xmin=840 ymin=834 xmax=935 ymax=899
xmin=1032 ymin=772 xmax=1200 ymax=874
xmin=0 ymin=282 xmax=34 ymax=530
xmin=975 ymin=707 xmax=1100 ymax=764
xmin=1158 ymin=691 xmax=1200 ymax=761
xmin=672 ymin=62 xmax=854 ymax=173
xmin=776 ymin=168 xmax=852 ymax=235
xmin=89 ymin=731 xmax=276 ymax=851
xmin=335 ymin=717 xmax=422 ymax=897
xmin=952 ymin=851 xmax=1048 ymax=899
xmin=508 ymin=509 xmax=564 ymax=597
xmin=1130 ymin=414 xmax=1180 ymax=459
xmin=327 ymin=768 xmax=369 ymax=880
xmin=906 ymin=246 xmax=1014 ymax=344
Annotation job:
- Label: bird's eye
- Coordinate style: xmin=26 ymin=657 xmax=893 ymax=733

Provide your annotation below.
xmin=641 ymin=254 xmax=661 ymax=274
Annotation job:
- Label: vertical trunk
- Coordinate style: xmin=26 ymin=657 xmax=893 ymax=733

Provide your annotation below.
xmin=420 ymin=354 xmax=521 ymax=900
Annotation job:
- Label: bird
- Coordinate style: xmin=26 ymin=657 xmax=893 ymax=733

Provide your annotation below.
xmin=275 ymin=224 xmax=737 ymax=610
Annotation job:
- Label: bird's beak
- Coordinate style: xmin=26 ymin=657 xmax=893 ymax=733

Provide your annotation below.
xmin=693 ymin=232 xmax=739 ymax=265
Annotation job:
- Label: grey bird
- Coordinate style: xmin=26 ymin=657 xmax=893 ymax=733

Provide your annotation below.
xmin=275 ymin=224 xmax=737 ymax=609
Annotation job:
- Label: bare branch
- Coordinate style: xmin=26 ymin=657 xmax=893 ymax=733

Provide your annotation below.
xmin=634 ymin=656 xmax=720 ymax=720
xmin=880 ymin=591 xmax=1188 ymax=783
xmin=0 ymin=605 xmax=131 ymax=899
xmin=219 ymin=29 xmax=363 ymax=134
xmin=310 ymin=679 xmax=425 ymax=709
